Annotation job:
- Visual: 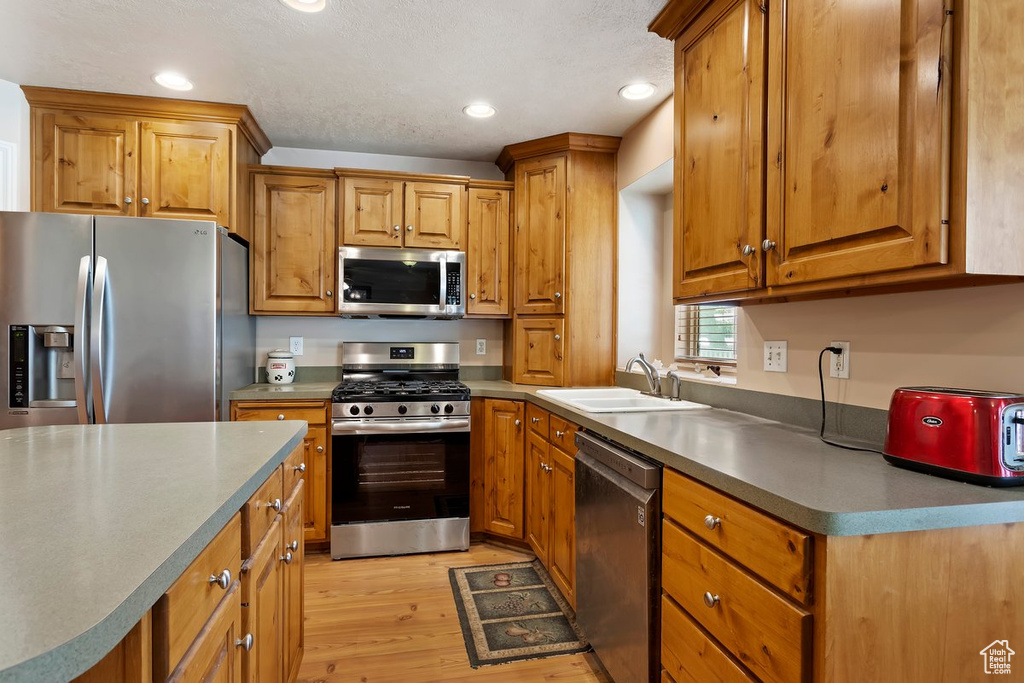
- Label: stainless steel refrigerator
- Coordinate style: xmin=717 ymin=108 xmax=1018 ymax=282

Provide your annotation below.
xmin=0 ymin=211 xmax=255 ymax=429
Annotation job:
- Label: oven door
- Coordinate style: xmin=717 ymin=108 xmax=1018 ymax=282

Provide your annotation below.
xmin=338 ymin=246 xmax=465 ymax=318
xmin=332 ymin=422 xmax=470 ymax=525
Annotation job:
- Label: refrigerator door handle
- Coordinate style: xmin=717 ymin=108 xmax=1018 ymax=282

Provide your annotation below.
xmin=74 ymin=255 xmax=92 ymax=424
xmin=91 ymin=256 xmax=109 ymax=424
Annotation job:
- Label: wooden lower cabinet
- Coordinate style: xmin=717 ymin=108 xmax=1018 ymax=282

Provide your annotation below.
xmin=241 ymin=517 xmax=284 ymax=683
xmin=282 ymin=481 xmax=305 ymax=683
xmin=167 ymin=582 xmax=244 ymax=683
xmin=481 ymin=399 xmax=525 ymax=539
xmin=547 ymin=444 xmax=576 ymax=607
xmin=525 ymin=430 xmax=552 ymax=565
xmin=73 ymin=615 xmax=152 ymax=683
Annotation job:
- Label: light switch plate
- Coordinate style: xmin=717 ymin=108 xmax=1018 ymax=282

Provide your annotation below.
xmin=289 ymin=336 xmax=303 ymax=356
xmin=764 ymin=341 xmax=787 ymax=373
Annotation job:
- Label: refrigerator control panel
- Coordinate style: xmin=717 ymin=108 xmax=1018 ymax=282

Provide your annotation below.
xmin=9 ymin=325 xmax=28 ymax=408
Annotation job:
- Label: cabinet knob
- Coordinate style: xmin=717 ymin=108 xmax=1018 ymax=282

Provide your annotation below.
xmin=555 ymin=430 xmax=565 ymax=438
xmin=406 ymin=225 xmax=413 ymax=232
xmin=294 ymin=462 xmax=307 ymax=473
xmin=140 ymin=197 xmax=149 ymax=206
xmin=762 ymin=239 xmax=777 ymax=252
xmin=703 ymin=592 xmax=721 ymax=608
xmin=266 ymin=498 xmax=282 ymax=512
xmin=280 ymin=550 xmax=293 ymax=565
xmin=741 ymin=244 xmax=755 ymax=256
xmin=470 ymin=293 xmax=477 ymax=299
xmin=123 ymin=197 xmax=132 ymax=205
xmin=543 ymin=464 xmax=553 ymax=473
xmin=288 ymin=540 xmax=299 ymax=552
xmin=277 ymin=414 xmax=285 ymax=420
xmin=514 ymin=419 xmax=521 ymax=427
xmin=704 ymin=515 xmax=722 ymax=530
xmin=554 ymin=291 xmax=561 ymax=299
xmin=208 ymin=569 xmax=231 ymax=590
xmin=316 ymin=445 xmax=324 ymax=453
xmin=393 ymin=225 xmax=401 ymax=232
xmin=236 ymin=634 xmax=254 ymax=652
xmin=554 ymin=334 xmax=561 ymax=341
xmin=531 ymin=417 xmax=540 ymax=424
xmin=326 ymin=290 xmax=333 ymax=297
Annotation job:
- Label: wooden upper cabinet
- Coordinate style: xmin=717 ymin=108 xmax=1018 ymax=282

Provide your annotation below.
xmin=674 ymin=0 xmax=765 ymax=298
xmin=466 ymin=186 xmax=512 ymax=316
xmin=341 ymin=177 xmax=402 ymax=247
xmin=515 ymin=155 xmax=566 ymax=315
xmin=482 ymin=399 xmax=525 ymax=540
xmin=404 ymin=181 xmax=466 ymax=249
xmin=38 ymin=112 xmax=137 ymax=216
xmin=764 ymin=0 xmax=950 ymax=286
xmin=513 ymin=317 xmax=564 ymax=387
xmin=251 ymin=169 xmax=337 ymax=315
xmin=139 ymin=120 xmax=231 ymax=224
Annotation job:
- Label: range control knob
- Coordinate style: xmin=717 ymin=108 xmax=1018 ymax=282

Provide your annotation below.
xmin=398 ymin=404 xmax=408 ymax=415
xmin=349 ymin=405 xmax=360 ymax=416
xmin=444 ymin=404 xmax=454 ymax=414
xmin=364 ymin=405 xmax=374 ymax=416
xmin=430 ymin=404 xmax=441 ymax=414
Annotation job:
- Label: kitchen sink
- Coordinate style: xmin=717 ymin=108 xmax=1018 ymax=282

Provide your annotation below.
xmin=536 ymin=388 xmax=710 ymax=413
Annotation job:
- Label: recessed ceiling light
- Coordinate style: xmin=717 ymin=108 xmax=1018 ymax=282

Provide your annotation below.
xmin=463 ymin=103 xmax=497 ymax=119
xmin=152 ymin=71 xmax=194 ymax=92
xmin=280 ymin=0 xmax=326 ymax=12
xmin=618 ymin=83 xmax=657 ymax=100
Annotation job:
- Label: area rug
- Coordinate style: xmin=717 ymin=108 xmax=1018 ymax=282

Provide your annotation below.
xmin=448 ymin=560 xmax=590 ymax=668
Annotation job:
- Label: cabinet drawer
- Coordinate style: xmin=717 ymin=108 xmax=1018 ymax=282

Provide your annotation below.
xmin=663 ymin=468 xmax=811 ymax=602
xmin=548 ymin=414 xmax=578 ymax=453
xmin=283 ymin=441 xmax=306 ymax=498
xmin=153 ymin=512 xmax=241 ymax=679
xmin=662 ymin=520 xmax=811 ymax=683
xmin=662 ymin=594 xmax=755 ymax=683
xmin=232 ymin=401 xmax=327 ymax=426
xmin=526 ymin=403 xmax=549 ymax=438
xmin=242 ymin=466 xmax=284 ymax=559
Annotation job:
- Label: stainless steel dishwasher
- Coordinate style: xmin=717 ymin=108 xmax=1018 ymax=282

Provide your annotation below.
xmin=575 ymin=431 xmax=661 ymax=683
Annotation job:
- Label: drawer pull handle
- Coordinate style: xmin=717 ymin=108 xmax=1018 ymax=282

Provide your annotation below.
xmin=288 ymin=540 xmax=299 ymax=552
xmin=294 ymin=463 xmax=307 ymax=473
xmin=703 ymin=592 xmax=720 ymax=608
xmin=280 ymin=550 xmax=294 ymax=565
xmin=208 ymin=569 xmax=231 ymax=590
xmin=267 ymin=498 xmax=282 ymax=512
xmin=531 ymin=417 xmax=540 ymax=424
xmin=704 ymin=515 xmax=722 ymax=530
xmin=555 ymin=430 xmax=565 ymax=438
xmin=236 ymin=633 xmax=254 ymax=652
xmin=316 ymin=445 xmax=324 ymax=453
xmin=277 ymin=414 xmax=285 ymax=420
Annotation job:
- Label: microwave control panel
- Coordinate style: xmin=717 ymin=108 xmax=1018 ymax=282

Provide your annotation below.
xmin=446 ymin=265 xmax=462 ymax=306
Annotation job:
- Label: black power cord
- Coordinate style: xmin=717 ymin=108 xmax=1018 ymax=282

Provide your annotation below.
xmin=818 ymin=346 xmax=884 ymax=454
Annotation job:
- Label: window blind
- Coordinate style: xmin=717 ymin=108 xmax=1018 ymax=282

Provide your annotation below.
xmin=674 ymin=304 xmax=737 ymax=362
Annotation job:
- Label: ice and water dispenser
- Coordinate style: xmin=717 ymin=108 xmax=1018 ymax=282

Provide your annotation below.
xmin=9 ymin=324 xmax=77 ymax=409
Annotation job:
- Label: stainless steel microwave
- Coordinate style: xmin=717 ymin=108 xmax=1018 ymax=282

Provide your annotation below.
xmin=337 ymin=246 xmax=466 ymax=318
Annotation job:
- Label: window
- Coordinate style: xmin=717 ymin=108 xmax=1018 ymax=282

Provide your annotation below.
xmin=674 ymin=304 xmax=737 ymax=364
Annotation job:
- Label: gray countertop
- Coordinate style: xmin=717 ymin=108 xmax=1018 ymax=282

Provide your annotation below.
xmin=230 ymin=382 xmax=339 ymax=401
xmin=230 ymin=380 xmax=1024 ymax=536
xmin=0 ymin=421 xmax=307 ymax=683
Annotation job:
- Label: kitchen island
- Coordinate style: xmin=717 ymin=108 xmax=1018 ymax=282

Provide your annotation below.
xmin=0 ymin=421 xmax=306 ymax=683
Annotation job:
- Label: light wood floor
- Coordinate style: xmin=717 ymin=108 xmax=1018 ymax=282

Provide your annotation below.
xmin=298 ymin=543 xmax=611 ymax=682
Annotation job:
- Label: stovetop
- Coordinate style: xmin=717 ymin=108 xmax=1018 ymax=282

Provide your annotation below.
xmin=331 ymin=379 xmax=470 ymax=403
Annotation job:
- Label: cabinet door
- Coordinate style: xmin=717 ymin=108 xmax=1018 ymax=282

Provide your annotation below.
xmin=482 ymin=399 xmax=525 ymax=539
xmin=466 ymin=188 xmax=512 ymax=316
xmin=341 ymin=177 xmax=403 ymax=246
xmin=525 ymin=430 xmax=551 ymax=565
xmin=251 ymin=173 xmax=337 ymax=314
xmin=241 ymin=516 xmax=284 ymax=683
xmin=282 ymin=481 xmax=305 ymax=683
xmin=549 ymin=445 xmax=576 ymax=608
xmin=167 ymin=581 xmax=243 ymax=683
xmin=765 ymin=0 xmax=949 ymax=285
xmin=675 ymin=0 xmax=765 ymax=298
xmin=515 ymin=155 xmax=566 ymax=314
xmin=301 ymin=427 xmax=329 ymax=543
xmin=37 ymin=113 xmax=137 ymax=216
xmin=513 ymin=317 xmax=564 ymax=387
xmin=139 ymin=120 xmax=232 ymax=226
xmin=404 ymin=181 xmax=466 ymax=249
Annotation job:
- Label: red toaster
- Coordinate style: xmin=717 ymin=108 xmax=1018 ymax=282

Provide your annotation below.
xmin=883 ymin=387 xmax=1024 ymax=486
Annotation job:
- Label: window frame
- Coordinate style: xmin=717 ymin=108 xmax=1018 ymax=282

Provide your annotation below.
xmin=674 ymin=303 xmax=738 ymax=370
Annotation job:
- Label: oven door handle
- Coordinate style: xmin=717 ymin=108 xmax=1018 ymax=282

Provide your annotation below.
xmin=332 ymin=418 xmax=471 ymax=435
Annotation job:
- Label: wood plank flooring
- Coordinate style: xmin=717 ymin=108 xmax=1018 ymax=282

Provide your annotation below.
xmin=298 ymin=543 xmax=610 ymax=682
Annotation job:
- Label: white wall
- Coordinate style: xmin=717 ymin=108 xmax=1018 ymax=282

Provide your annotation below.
xmin=262 ymin=146 xmax=504 ymax=180
xmin=0 ymin=79 xmax=30 ymax=210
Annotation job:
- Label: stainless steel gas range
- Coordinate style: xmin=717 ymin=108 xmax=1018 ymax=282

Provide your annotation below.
xmin=330 ymin=341 xmax=471 ymax=559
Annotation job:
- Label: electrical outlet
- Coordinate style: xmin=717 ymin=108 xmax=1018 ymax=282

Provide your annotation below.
xmin=475 ymin=338 xmax=486 ymax=355
xmin=763 ymin=341 xmax=788 ymax=373
xmin=289 ymin=336 xmax=303 ymax=356
xmin=830 ymin=341 xmax=850 ymax=379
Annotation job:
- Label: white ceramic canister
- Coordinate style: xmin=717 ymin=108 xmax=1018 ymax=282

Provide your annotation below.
xmin=266 ymin=349 xmax=296 ymax=384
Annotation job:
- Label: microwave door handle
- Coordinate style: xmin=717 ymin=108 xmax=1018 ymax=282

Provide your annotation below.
xmin=90 ymin=256 xmax=109 ymax=424
xmin=74 ymin=255 xmax=92 ymax=424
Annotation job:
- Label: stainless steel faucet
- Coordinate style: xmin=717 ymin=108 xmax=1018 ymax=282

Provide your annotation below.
xmin=625 ymin=352 xmax=661 ymax=396
xmin=667 ymin=369 xmax=685 ymax=401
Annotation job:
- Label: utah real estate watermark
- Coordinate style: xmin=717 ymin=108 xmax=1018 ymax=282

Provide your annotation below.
xmin=980 ymin=640 xmax=1015 ymax=675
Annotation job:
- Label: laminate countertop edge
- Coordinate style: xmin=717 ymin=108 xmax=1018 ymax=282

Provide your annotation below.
xmin=230 ymin=381 xmax=1024 ymax=537
xmin=0 ymin=422 xmax=307 ymax=683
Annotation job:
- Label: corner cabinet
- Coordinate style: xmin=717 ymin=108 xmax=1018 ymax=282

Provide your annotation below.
xmin=250 ymin=167 xmax=338 ymax=316
xmin=23 ymin=86 xmax=270 ymax=242
xmin=465 ymin=181 xmax=513 ymax=317
xmin=651 ymin=0 xmax=1024 ymax=303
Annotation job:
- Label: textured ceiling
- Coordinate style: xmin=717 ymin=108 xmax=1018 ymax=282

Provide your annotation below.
xmin=0 ymin=0 xmax=673 ymax=162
